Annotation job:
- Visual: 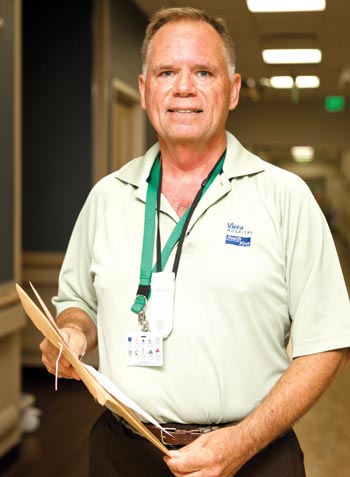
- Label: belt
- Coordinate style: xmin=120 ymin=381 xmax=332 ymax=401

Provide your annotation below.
xmin=111 ymin=411 xmax=238 ymax=447
xmin=145 ymin=422 xmax=235 ymax=446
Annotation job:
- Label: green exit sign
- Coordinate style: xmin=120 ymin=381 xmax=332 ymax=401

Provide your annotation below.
xmin=325 ymin=96 xmax=345 ymax=112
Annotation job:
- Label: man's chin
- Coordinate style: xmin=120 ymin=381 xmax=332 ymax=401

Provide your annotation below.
xmin=162 ymin=127 xmax=206 ymax=143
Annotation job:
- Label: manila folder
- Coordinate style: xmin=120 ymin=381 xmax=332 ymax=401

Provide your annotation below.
xmin=15 ymin=283 xmax=170 ymax=456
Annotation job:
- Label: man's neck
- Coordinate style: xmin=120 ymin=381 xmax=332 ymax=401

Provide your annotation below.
xmin=158 ymin=136 xmax=227 ymax=217
xmin=158 ymin=135 xmax=227 ymax=177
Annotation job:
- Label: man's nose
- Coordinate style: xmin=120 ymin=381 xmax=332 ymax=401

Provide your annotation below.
xmin=174 ymin=70 xmax=196 ymax=96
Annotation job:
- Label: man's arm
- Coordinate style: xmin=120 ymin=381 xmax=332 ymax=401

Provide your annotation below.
xmin=164 ymin=348 xmax=349 ymax=477
xmin=40 ymin=307 xmax=98 ymax=380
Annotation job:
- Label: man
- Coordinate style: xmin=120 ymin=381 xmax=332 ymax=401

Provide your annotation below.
xmin=40 ymin=7 xmax=350 ymax=477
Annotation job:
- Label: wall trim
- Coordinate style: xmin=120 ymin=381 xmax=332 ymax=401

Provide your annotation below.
xmin=0 ymin=404 xmax=20 ymax=457
xmin=22 ymin=251 xmax=64 ymax=286
xmin=0 ymin=282 xmax=18 ymax=308
xmin=14 ymin=0 xmax=21 ymax=284
xmin=111 ymin=78 xmax=146 ymax=170
xmin=0 ymin=303 xmax=25 ymax=339
xmin=92 ymin=0 xmax=110 ymax=184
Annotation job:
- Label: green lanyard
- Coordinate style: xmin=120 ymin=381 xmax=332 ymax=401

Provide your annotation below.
xmin=131 ymin=150 xmax=226 ymax=315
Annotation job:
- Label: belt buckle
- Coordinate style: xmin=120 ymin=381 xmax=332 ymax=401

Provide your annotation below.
xmin=188 ymin=428 xmax=201 ymax=436
xmin=160 ymin=427 xmax=203 ymax=445
xmin=160 ymin=427 xmax=177 ymax=445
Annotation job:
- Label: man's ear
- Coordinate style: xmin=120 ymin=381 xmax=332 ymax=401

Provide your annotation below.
xmin=229 ymin=73 xmax=241 ymax=111
xmin=138 ymin=74 xmax=146 ymax=110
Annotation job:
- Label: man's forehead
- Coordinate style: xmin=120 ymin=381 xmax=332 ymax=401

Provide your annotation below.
xmin=148 ymin=21 xmax=225 ymax=59
xmin=152 ymin=20 xmax=220 ymax=42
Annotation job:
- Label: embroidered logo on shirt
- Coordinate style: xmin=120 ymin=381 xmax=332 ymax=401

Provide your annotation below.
xmin=225 ymin=222 xmax=253 ymax=247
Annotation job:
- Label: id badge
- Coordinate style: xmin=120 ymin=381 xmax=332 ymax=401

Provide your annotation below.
xmin=148 ymin=271 xmax=175 ymax=338
xmin=126 ymin=331 xmax=163 ymax=367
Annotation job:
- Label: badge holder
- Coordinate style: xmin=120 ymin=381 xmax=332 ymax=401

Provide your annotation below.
xmin=148 ymin=271 xmax=175 ymax=338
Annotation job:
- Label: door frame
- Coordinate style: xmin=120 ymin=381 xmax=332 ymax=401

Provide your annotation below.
xmin=111 ymin=78 xmax=146 ymax=172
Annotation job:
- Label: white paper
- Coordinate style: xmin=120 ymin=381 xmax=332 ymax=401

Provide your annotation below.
xmin=84 ymin=364 xmax=171 ymax=435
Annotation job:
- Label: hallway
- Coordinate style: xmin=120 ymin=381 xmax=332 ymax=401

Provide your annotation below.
xmin=294 ymin=237 xmax=350 ymax=477
xmin=0 ymin=2 xmax=349 ymax=475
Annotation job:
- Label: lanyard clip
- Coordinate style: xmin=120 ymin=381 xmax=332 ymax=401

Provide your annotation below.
xmin=131 ymin=292 xmax=148 ymax=315
xmin=138 ymin=309 xmax=148 ymax=332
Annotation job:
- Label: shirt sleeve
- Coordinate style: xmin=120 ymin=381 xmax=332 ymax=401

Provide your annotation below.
xmin=281 ymin=177 xmax=350 ymax=357
xmin=52 ymin=185 xmax=102 ymax=324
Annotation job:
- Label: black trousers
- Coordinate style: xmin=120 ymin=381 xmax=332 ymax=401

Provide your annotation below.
xmin=89 ymin=410 xmax=306 ymax=477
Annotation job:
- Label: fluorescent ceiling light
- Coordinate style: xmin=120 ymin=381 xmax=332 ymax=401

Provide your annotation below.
xmin=295 ymin=75 xmax=320 ymax=88
xmin=262 ymin=49 xmax=322 ymax=64
xmin=291 ymin=146 xmax=315 ymax=162
xmin=270 ymin=76 xmax=294 ymax=88
xmin=246 ymin=0 xmax=326 ymax=12
xmin=270 ymin=75 xmax=320 ymax=88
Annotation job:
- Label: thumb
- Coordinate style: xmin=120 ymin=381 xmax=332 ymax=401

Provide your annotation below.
xmin=60 ymin=327 xmax=87 ymax=358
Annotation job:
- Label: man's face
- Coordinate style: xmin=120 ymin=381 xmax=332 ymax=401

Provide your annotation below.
xmin=138 ymin=21 xmax=241 ymax=148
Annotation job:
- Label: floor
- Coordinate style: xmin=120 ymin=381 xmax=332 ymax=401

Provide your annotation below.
xmin=0 ymin=368 xmax=102 ymax=477
xmin=1 ymin=240 xmax=349 ymax=477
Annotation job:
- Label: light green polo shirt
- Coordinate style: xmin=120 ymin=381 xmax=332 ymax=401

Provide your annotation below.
xmin=53 ymin=132 xmax=350 ymax=424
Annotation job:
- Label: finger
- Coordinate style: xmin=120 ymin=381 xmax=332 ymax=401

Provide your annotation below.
xmin=46 ymin=360 xmax=79 ymax=380
xmin=40 ymin=339 xmax=70 ymax=370
xmin=71 ymin=370 xmax=81 ymax=380
xmin=40 ymin=327 xmax=85 ymax=373
xmin=164 ymin=454 xmax=201 ymax=476
xmin=40 ymin=340 xmax=58 ymax=374
xmin=55 ymin=350 xmax=71 ymax=368
xmin=40 ymin=338 xmax=79 ymax=380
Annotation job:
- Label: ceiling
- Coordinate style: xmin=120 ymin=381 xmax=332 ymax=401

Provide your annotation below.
xmin=132 ymin=0 xmax=350 ymax=104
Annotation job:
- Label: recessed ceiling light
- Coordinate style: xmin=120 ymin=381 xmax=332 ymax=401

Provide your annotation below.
xmin=247 ymin=0 xmax=326 ymax=12
xmin=291 ymin=146 xmax=315 ymax=162
xmin=269 ymin=75 xmax=320 ymax=88
xmin=262 ymin=49 xmax=322 ymax=64
xmin=270 ymin=76 xmax=294 ymax=88
xmin=295 ymin=75 xmax=320 ymax=88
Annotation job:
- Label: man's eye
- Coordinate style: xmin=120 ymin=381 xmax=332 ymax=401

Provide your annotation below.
xmin=160 ymin=71 xmax=174 ymax=78
xmin=196 ymin=71 xmax=210 ymax=78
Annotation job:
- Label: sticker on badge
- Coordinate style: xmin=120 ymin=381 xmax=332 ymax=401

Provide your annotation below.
xmin=126 ymin=331 xmax=163 ymax=367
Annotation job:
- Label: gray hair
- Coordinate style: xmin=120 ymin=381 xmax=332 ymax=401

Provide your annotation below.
xmin=141 ymin=7 xmax=236 ymax=76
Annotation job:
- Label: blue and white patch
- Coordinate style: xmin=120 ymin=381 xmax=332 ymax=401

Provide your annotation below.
xmin=225 ymin=222 xmax=253 ymax=247
xmin=225 ymin=235 xmax=251 ymax=246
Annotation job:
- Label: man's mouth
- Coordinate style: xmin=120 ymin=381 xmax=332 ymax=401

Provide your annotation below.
xmin=168 ymin=109 xmax=202 ymax=113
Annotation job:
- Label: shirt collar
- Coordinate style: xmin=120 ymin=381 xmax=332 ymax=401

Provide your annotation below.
xmin=114 ymin=142 xmax=159 ymax=188
xmin=223 ymin=131 xmax=265 ymax=179
xmin=114 ymin=131 xmax=265 ymax=187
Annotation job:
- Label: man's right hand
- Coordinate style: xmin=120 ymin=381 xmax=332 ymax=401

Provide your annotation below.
xmin=40 ymin=326 xmax=87 ymax=380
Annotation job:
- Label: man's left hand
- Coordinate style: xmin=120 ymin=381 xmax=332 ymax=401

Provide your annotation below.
xmin=164 ymin=426 xmax=248 ymax=477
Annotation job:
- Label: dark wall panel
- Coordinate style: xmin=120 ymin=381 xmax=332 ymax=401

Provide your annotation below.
xmin=22 ymin=0 xmax=92 ymax=251
xmin=0 ymin=0 xmax=15 ymax=282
